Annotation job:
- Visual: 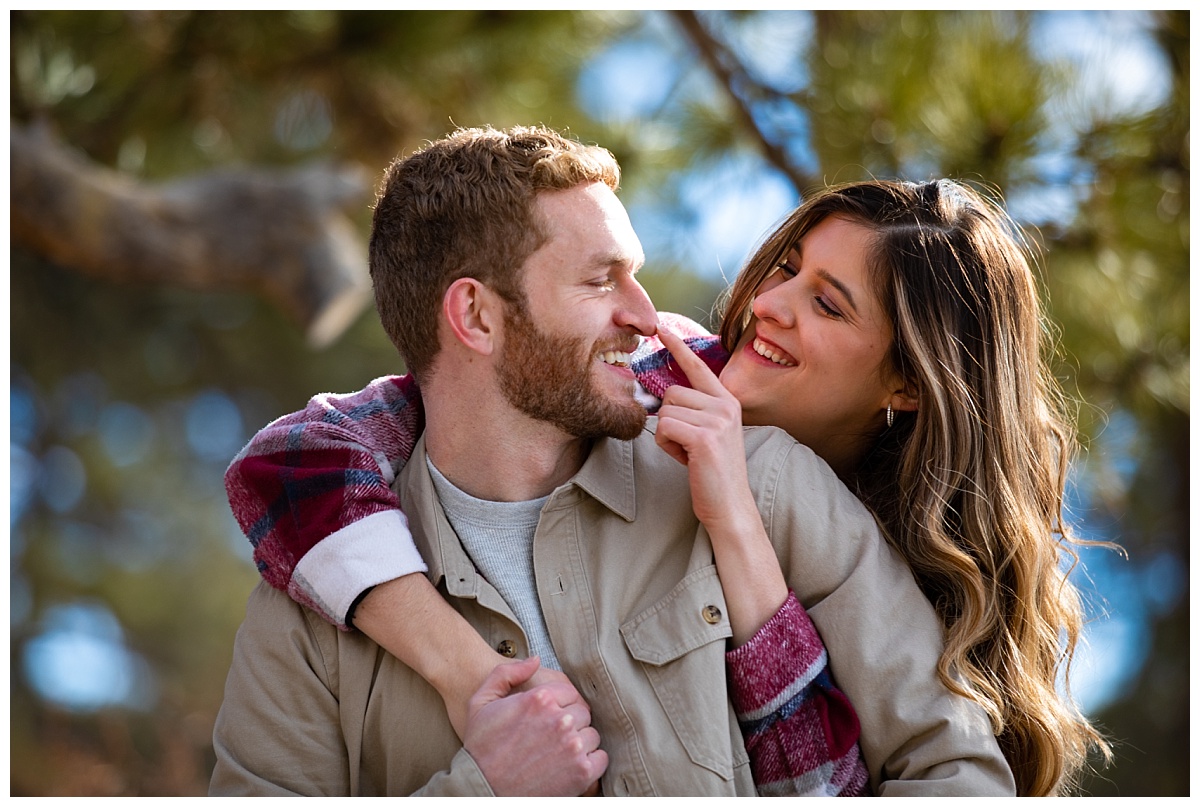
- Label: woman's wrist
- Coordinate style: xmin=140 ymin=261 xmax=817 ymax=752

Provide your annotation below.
xmin=704 ymin=510 xmax=789 ymax=645
xmin=353 ymin=574 xmax=503 ymax=738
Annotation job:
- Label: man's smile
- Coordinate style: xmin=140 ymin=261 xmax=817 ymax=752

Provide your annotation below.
xmin=598 ymin=349 xmax=633 ymax=368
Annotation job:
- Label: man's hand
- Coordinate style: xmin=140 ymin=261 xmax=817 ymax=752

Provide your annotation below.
xmin=464 ymin=656 xmax=608 ymax=796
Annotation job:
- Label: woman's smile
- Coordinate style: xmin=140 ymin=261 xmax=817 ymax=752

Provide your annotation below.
xmin=750 ymin=334 xmax=797 ymax=366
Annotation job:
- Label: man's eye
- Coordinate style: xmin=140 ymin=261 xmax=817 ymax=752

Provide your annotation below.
xmin=592 ymin=279 xmax=616 ymax=291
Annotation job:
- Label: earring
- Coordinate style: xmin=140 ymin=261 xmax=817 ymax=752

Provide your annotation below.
xmin=886 ymin=403 xmax=894 ymax=428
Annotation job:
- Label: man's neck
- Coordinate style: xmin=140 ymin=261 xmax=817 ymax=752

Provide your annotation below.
xmin=422 ymin=381 xmax=591 ymax=503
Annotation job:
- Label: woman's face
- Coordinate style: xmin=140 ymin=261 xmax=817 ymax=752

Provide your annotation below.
xmin=719 ymin=214 xmax=908 ymax=475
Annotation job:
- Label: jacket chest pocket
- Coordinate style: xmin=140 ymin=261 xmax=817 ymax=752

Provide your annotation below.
xmin=619 ymin=565 xmax=746 ymax=781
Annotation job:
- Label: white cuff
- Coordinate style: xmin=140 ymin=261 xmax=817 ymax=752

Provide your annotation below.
xmin=292 ymin=510 xmax=428 ymax=626
xmin=634 ymin=379 xmax=661 ymax=413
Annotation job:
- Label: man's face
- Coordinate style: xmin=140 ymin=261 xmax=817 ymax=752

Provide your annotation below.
xmin=497 ymin=182 xmax=657 ymax=441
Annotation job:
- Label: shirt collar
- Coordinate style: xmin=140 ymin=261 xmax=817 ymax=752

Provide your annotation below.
xmin=560 ymin=433 xmax=638 ymax=523
xmin=399 ymin=436 xmax=475 ymax=597
xmin=401 ymin=432 xmax=640 ymax=592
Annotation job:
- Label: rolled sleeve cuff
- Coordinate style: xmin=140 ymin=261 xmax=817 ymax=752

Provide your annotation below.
xmin=292 ymin=510 xmax=428 ymax=629
xmin=725 ymin=590 xmax=828 ymax=719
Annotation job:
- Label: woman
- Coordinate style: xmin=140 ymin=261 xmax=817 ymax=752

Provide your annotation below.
xmin=664 ymin=178 xmax=1112 ymax=794
xmin=226 ymin=178 xmax=1107 ymax=795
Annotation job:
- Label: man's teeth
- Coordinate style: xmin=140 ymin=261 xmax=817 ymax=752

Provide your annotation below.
xmin=600 ymin=350 xmax=632 ymax=368
xmin=753 ymin=338 xmax=796 ymax=366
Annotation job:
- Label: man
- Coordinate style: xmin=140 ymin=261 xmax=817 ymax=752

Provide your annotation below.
xmin=210 ymin=125 xmax=1013 ymax=795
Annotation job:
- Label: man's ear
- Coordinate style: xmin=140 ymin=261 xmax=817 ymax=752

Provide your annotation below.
xmin=444 ymin=277 xmax=503 ymax=356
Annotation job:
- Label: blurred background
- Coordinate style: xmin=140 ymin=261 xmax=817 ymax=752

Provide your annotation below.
xmin=8 ymin=10 xmax=1189 ymax=796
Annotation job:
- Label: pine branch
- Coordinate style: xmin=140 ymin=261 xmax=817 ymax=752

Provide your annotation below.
xmin=11 ymin=121 xmax=373 ymax=347
xmin=668 ymin=10 xmax=817 ymax=193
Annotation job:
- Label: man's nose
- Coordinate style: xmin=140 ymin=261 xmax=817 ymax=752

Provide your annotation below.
xmin=616 ymin=277 xmax=658 ymax=336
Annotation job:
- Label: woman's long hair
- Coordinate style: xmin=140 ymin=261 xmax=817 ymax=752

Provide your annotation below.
xmin=718 ymin=179 xmax=1111 ymax=795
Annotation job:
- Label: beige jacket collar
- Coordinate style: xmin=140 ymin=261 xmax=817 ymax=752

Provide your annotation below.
xmin=399 ymin=432 xmax=639 ymax=602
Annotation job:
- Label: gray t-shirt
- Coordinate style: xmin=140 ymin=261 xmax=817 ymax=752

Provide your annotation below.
xmin=426 ymin=456 xmax=560 ymax=670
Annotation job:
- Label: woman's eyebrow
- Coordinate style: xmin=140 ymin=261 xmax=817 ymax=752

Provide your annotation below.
xmin=815 ymin=268 xmax=859 ymax=314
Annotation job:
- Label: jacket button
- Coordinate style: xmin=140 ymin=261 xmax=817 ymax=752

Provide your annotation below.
xmin=702 ymin=604 xmax=722 ymax=624
xmin=496 ymin=639 xmax=517 ymax=658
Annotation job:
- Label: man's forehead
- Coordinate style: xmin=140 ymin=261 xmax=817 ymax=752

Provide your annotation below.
xmin=532 ymin=183 xmax=643 ymax=267
xmin=534 ymin=181 xmax=624 ymax=221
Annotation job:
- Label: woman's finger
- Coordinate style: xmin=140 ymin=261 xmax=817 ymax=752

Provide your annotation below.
xmin=653 ymin=417 xmax=691 ymax=466
xmin=657 ymin=326 xmax=726 ymax=396
xmin=656 ymin=403 xmax=722 ymax=431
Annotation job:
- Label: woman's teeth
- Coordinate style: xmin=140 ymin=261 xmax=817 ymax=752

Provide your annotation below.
xmin=753 ymin=338 xmax=796 ymax=366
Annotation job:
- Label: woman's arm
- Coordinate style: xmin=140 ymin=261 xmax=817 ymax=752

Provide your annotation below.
xmin=351 ymin=575 xmax=505 ymax=738
xmin=225 ymin=373 xmax=520 ymax=740
xmin=224 ymin=373 xmax=427 ymax=626
xmin=654 ymin=327 xmax=869 ymax=795
xmin=653 ymin=328 xmax=789 ymax=641
xmin=727 ymin=592 xmax=869 ymax=796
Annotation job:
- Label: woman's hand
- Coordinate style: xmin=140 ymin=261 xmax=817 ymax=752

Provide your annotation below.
xmin=654 ymin=326 xmax=788 ymax=646
xmin=654 ymin=327 xmax=760 ymax=532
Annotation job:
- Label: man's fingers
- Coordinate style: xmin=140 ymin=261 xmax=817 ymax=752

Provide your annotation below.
xmin=535 ymin=680 xmax=593 ymax=711
xmin=527 ymin=666 xmax=573 ymax=689
xmin=581 ymin=743 xmax=608 ymax=790
xmin=470 ymin=656 xmax=541 ymax=709
xmin=581 ymin=747 xmax=609 ymax=796
xmin=657 ymin=326 xmax=725 ymax=395
xmin=559 ymin=701 xmax=594 ymax=733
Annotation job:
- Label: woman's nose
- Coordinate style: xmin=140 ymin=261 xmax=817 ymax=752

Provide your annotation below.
xmin=753 ymin=278 xmax=796 ymax=329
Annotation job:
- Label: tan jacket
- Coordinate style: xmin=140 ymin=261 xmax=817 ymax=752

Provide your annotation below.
xmin=210 ymin=423 xmax=1015 ymax=796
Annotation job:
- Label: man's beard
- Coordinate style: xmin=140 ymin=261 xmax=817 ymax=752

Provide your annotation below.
xmin=497 ymin=303 xmax=647 ymax=441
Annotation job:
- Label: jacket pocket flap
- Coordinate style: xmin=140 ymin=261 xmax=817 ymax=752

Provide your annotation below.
xmin=621 ymin=565 xmax=732 ymax=665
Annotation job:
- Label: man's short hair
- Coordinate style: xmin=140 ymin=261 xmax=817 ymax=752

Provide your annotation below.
xmin=369 ymin=125 xmax=621 ymax=380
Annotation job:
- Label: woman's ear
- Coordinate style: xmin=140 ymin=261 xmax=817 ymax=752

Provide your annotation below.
xmin=882 ymin=363 xmax=919 ymax=414
xmin=889 ymin=382 xmax=919 ymax=413
xmin=443 ymin=278 xmax=503 ymax=356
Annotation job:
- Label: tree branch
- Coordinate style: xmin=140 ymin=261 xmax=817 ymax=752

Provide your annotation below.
xmin=11 ymin=121 xmax=373 ymax=347
xmin=669 ymin=10 xmax=817 ymax=194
